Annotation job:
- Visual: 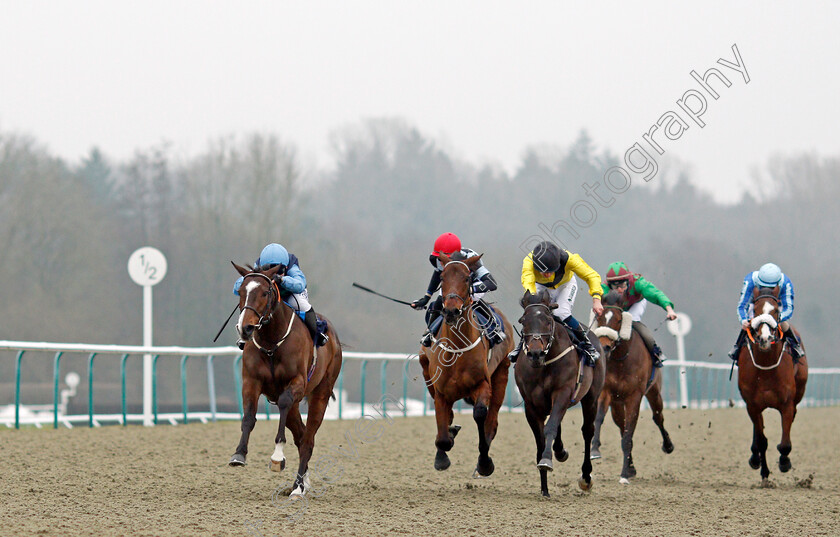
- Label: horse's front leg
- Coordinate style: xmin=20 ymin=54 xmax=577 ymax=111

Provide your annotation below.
xmin=270 ymin=403 xmax=305 ymax=473
xmin=230 ymin=379 xmax=261 ymax=466
xmin=273 ymin=378 xmax=305 ymax=478
xmin=539 ymin=391 xmax=569 ymax=471
xmin=579 ymin=382 xmax=599 ymax=491
xmin=590 ymin=391 xmax=611 ymax=460
xmin=777 ymin=402 xmax=795 ymax=473
xmin=746 ymin=403 xmax=770 ymax=481
xmin=433 ymin=395 xmax=456 ymax=471
xmin=472 ymin=379 xmax=494 ymax=477
xmin=618 ymin=392 xmax=643 ymax=484
xmin=523 ymin=401 xmax=549 ymax=496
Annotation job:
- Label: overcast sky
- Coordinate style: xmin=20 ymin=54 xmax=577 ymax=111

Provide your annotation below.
xmin=2 ymin=1 xmax=839 ymax=203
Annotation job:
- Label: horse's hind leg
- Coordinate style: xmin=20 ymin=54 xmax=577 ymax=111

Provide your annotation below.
xmin=746 ymin=404 xmax=770 ymax=480
xmin=230 ymin=380 xmax=261 ymax=466
xmin=591 ymin=391 xmax=611 ymax=460
xmin=646 ymin=376 xmax=674 ymax=454
xmin=472 ymin=380 xmax=495 ymax=477
xmin=777 ymin=403 xmax=795 ymax=473
xmin=291 ymin=384 xmax=331 ymax=496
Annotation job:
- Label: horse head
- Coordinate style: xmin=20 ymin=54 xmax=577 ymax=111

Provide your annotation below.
xmin=232 ymin=261 xmax=283 ymax=343
xmin=751 ymin=285 xmax=782 ymax=351
xmin=593 ymin=290 xmax=634 ymax=357
xmin=518 ymin=289 xmax=558 ymax=367
xmin=438 ymin=253 xmax=481 ymax=325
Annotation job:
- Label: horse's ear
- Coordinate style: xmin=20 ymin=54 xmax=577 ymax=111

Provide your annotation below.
xmin=232 ymin=261 xmax=249 ymax=277
xmin=439 ymin=253 xmax=452 ymax=265
xmin=265 ymin=265 xmax=281 ymax=277
xmin=521 ymin=289 xmax=532 ymax=308
xmin=772 ymin=285 xmax=780 ymax=297
xmin=518 ymin=316 xmax=525 ymax=324
xmin=752 ymin=286 xmax=760 ymax=299
xmin=549 ymin=302 xmax=559 ymax=310
xmin=465 ymin=253 xmax=484 ymax=269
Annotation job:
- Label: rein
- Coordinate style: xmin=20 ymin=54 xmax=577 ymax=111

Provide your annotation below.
xmin=241 ymin=273 xmax=295 ymax=358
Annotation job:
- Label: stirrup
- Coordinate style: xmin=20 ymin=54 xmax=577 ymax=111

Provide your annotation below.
xmin=316 ymin=333 xmax=329 ymax=347
xmin=236 ymin=339 xmax=246 ymax=350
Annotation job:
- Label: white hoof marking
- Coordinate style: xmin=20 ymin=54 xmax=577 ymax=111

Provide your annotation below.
xmin=619 ymin=477 xmax=630 ymax=485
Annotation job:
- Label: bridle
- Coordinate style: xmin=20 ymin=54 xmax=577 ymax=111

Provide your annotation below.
xmin=522 ymin=303 xmax=556 ymax=358
xmin=597 ymin=304 xmax=630 ymax=360
xmin=441 ymin=261 xmax=474 ymax=316
xmin=240 ymin=273 xmax=280 ymax=329
xmin=748 ymin=293 xmax=783 ymax=346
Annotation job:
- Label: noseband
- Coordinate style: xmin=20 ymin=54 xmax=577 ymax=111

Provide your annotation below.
xmin=522 ymin=303 xmax=556 ymax=357
xmin=749 ymin=294 xmax=783 ymax=345
xmin=240 ymin=273 xmax=280 ymax=328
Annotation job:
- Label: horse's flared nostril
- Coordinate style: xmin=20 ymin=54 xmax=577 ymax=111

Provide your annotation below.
xmin=242 ymin=325 xmax=255 ymax=339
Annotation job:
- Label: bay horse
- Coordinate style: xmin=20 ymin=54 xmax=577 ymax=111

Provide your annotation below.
xmin=514 ymin=289 xmax=605 ymax=497
xmin=589 ymin=290 xmax=674 ymax=484
xmin=418 ymin=253 xmax=514 ymax=477
xmin=229 ymin=262 xmax=343 ymax=498
xmin=737 ymin=285 xmax=808 ymax=483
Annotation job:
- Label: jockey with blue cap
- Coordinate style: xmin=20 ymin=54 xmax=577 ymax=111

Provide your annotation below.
xmin=233 ymin=243 xmax=328 ymax=349
xmin=728 ymin=263 xmax=804 ymax=361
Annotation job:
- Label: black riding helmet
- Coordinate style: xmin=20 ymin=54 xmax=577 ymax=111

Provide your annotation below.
xmin=532 ymin=241 xmax=565 ymax=273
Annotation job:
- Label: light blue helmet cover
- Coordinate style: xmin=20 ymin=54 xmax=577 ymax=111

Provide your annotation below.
xmin=754 ymin=263 xmax=782 ymax=287
xmin=257 ymin=243 xmax=289 ymax=268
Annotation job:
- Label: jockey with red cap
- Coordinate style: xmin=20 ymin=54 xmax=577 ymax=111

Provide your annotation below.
xmin=411 ymin=232 xmax=504 ymax=348
xmin=600 ymin=262 xmax=677 ymax=368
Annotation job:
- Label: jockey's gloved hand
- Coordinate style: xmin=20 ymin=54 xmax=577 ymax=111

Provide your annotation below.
xmin=411 ymin=295 xmax=431 ymax=310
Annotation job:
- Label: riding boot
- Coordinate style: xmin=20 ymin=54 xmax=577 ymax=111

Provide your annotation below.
xmin=475 ymin=299 xmax=505 ymax=347
xmin=421 ymin=299 xmax=443 ymax=347
xmin=568 ymin=324 xmax=599 ymax=367
xmin=304 ymin=309 xmax=328 ymax=347
xmin=783 ymin=327 xmax=805 ymax=360
xmin=650 ymin=344 xmax=666 ymax=368
xmin=728 ymin=330 xmax=748 ymax=361
xmin=507 ymin=338 xmax=523 ymax=363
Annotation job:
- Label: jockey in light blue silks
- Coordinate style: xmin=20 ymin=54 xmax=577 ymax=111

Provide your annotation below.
xmin=728 ymin=262 xmax=804 ymax=361
xmin=233 ymin=243 xmax=328 ymax=349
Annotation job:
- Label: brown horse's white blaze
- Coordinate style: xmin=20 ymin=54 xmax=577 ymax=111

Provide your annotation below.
xmin=752 ymin=301 xmax=778 ymax=350
xmin=237 ymin=280 xmax=266 ymax=341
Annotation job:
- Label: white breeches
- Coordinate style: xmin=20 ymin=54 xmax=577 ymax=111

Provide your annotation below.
xmin=285 ymin=289 xmax=312 ymax=312
xmin=627 ymin=299 xmax=648 ymax=322
xmin=537 ymin=277 xmax=578 ymax=320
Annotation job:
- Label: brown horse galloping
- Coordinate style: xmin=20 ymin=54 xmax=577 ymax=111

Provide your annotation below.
xmin=589 ymin=290 xmax=674 ymax=483
xmin=514 ymin=289 xmax=605 ymax=497
xmin=229 ymin=263 xmax=343 ymax=498
xmin=418 ymin=254 xmax=513 ymax=476
xmin=737 ymin=286 xmax=808 ymax=483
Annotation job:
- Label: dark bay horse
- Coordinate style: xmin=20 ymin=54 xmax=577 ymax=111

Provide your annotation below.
xmin=418 ymin=254 xmax=514 ymax=476
xmin=737 ymin=285 xmax=808 ymax=483
xmin=229 ymin=262 xmax=343 ymax=498
xmin=514 ymin=289 xmax=605 ymax=497
xmin=589 ymin=291 xmax=673 ymax=483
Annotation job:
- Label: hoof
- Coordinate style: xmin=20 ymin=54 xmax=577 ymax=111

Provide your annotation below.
xmin=779 ymin=456 xmax=792 ymax=473
xmin=627 ymin=465 xmax=637 ymax=478
xmin=229 ymin=454 xmax=246 ymax=466
xmin=541 ymin=489 xmax=551 ymax=498
xmin=619 ymin=477 xmax=630 ymax=485
xmin=590 ymin=449 xmax=601 ymax=460
xmin=434 ymin=450 xmax=451 ymax=471
xmin=475 ymin=455 xmax=494 ymax=477
xmin=449 ymin=424 xmax=462 ymax=438
xmin=662 ymin=439 xmax=675 ymax=454
xmin=748 ymin=454 xmax=761 ymax=470
xmin=269 ymin=458 xmax=286 ymax=472
xmin=759 ymin=478 xmax=775 ymax=489
xmin=555 ymin=449 xmax=569 ymax=463
xmin=289 ymin=485 xmax=306 ymax=498
xmin=578 ymin=476 xmax=593 ymax=491
xmin=537 ymin=458 xmax=553 ymax=471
